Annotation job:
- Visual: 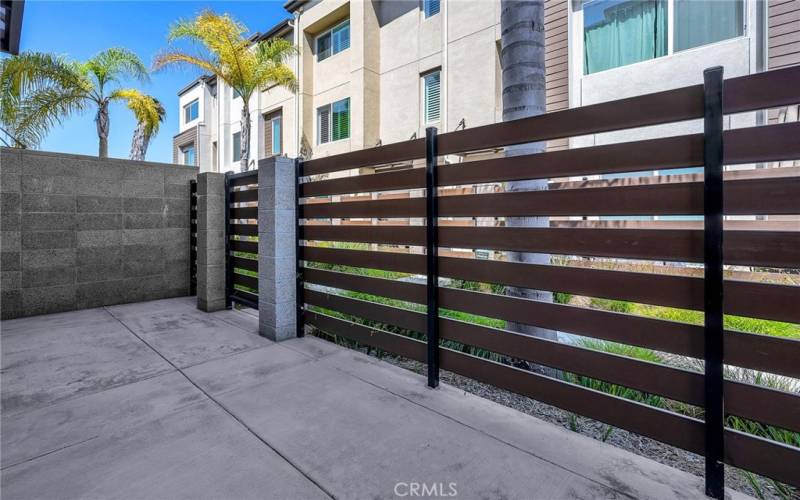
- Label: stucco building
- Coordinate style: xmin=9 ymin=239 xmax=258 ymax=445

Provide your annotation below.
xmin=172 ymin=0 xmax=799 ymax=176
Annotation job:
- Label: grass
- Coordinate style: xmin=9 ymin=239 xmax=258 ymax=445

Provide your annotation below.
xmin=586 ymin=298 xmax=800 ymax=340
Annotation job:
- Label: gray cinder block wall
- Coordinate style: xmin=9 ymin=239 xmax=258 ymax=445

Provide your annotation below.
xmin=258 ymin=157 xmax=296 ymax=341
xmin=195 ymin=172 xmax=226 ymax=312
xmin=0 ymin=148 xmax=197 ymax=320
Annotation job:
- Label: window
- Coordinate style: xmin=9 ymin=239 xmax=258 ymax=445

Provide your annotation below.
xmin=183 ymin=99 xmax=199 ymax=124
xmin=180 ymin=144 xmax=195 ymax=166
xmin=674 ymin=0 xmax=743 ymax=52
xmin=265 ymin=110 xmax=282 ymax=156
xmin=271 ymin=118 xmax=281 ymax=155
xmin=423 ymin=0 xmax=440 ymax=18
xmin=232 ymin=132 xmax=241 ymax=162
xmin=582 ymin=0 xmax=744 ymax=75
xmin=317 ymin=98 xmax=350 ymax=144
xmin=583 ymin=0 xmax=667 ymax=75
xmin=423 ymin=71 xmax=441 ymax=123
xmin=317 ymin=20 xmax=350 ymax=61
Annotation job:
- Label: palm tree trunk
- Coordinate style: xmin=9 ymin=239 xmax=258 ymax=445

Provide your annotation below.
xmin=500 ymin=1 xmax=557 ymax=351
xmin=129 ymin=122 xmax=146 ymax=161
xmin=96 ymin=100 xmax=110 ymax=158
xmin=241 ymin=104 xmax=251 ymax=172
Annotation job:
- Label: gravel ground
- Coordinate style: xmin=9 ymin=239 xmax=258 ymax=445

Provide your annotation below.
xmin=314 ymin=333 xmax=794 ymax=500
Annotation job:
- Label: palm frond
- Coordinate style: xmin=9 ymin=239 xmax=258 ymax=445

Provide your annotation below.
xmin=0 ymin=52 xmax=92 ymax=147
xmin=158 ymin=10 xmax=257 ymax=98
xmin=112 ymin=88 xmax=165 ymax=137
xmin=152 ymin=51 xmax=221 ymax=78
xmin=10 ymin=87 xmax=88 ymax=147
xmin=254 ymin=38 xmax=298 ymax=93
xmin=86 ymin=47 xmax=149 ymax=89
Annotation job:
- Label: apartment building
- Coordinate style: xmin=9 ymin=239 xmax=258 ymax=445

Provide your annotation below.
xmin=173 ymin=0 xmax=798 ymax=176
xmin=173 ymin=0 xmax=568 ymax=172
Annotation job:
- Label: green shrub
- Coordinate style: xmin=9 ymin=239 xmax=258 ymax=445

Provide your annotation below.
xmin=589 ymin=298 xmax=633 ymax=313
xmin=553 ymin=292 xmax=572 ymax=305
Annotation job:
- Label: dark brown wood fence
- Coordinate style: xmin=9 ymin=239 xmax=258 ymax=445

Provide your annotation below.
xmin=295 ymin=66 xmax=800 ymax=494
xmin=226 ymin=170 xmax=259 ymax=309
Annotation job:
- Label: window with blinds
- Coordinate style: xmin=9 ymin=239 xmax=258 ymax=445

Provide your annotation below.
xmin=318 ymin=98 xmax=350 ymax=144
xmin=423 ymin=71 xmax=441 ymax=124
xmin=317 ymin=20 xmax=350 ymax=62
xmin=423 ymin=0 xmax=440 ymax=18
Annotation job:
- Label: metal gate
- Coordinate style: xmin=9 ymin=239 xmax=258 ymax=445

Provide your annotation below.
xmin=225 ymin=170 xmax=259 ymax=309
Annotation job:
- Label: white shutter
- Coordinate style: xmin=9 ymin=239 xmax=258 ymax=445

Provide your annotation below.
xmin=424 ymin=71 xmax=441 ymax=123
xmin=424 ymin=0 xmax=440 ymax=18
xmin=318 ymin=105 xmax=331 ymax=144
xmin=332 ymin=21 xmax=350 ymax=54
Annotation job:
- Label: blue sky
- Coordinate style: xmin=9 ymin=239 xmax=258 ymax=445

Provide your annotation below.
xmin=16 ymin=1 xmax=290 ymax=163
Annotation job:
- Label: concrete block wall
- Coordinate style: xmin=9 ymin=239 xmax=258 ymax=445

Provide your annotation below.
xmin=195 ymin=172 xmax=227 ymax=312
xmin=0 ymin=148 xmax=197 ymax=319
xmin=258 ymin=157 xmax=296 ymax=341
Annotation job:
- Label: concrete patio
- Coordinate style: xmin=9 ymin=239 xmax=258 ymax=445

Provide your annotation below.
xmin=1 ymin=297 xmax=747 ymax=499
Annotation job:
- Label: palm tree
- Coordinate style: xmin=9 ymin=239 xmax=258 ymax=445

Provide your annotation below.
xmin=500 ymin=1 xmax=557 ymax=352
xmin=116 ymin=89 xmax=165 ymax=161
xmin=154 ymin=11 xmax=297 ymax=171
xmin=0 ymin=48 xmax=149 ymax=157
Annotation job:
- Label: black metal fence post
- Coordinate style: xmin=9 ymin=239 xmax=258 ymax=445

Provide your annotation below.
xmin=224 ymin=172 xmax=233 ymax=309
xmin=296 ymin=157 xmax=305 ymax=338
xmin=189 ymin=180 xmax=197 ymax=296
xmin=425 ymin=127 xmax=440 ymax=389
xmin=703 ymin=66 xmax=725 ymax=500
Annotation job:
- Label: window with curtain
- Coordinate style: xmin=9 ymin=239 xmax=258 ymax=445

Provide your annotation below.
xmin=583 ymin=0 xmax=667 ymax=75
xmin=318 ymin=98 xmax=350 ymax=144
xmin=317 ymin=20 xmax=350 ymax=62
xmin=423 ymin=70 xmax=441 ymax=123
xmin=232 ymin=132 xmax=241 ymax=162
xmin=423 ymin=0 xmax=440 ymax=18
xmin=674 ymin=0 xmax=743 ymax=52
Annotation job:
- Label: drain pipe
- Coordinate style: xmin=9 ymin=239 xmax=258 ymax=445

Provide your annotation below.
xmin=442 ymin=0 xmax=448 ymax=135
xmin=291 ymin=9 xmax=302 ymax=158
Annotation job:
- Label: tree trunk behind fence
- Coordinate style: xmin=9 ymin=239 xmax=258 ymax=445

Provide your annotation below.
xmin=241 ymin=105 xmax=251 ymax=172
xmin=129 ymin=122 xmax=146 ymax=161
xmin=96 ymin=100 xmax=109 ymax=158
xmin=500 ymin=0 xmax=557 ymax=353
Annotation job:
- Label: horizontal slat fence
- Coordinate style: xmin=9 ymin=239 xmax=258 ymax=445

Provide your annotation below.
xmin=296 ymin=66 xmax=800 ymax=493
xmin=225 ymin=170 xmax=259 ymax=309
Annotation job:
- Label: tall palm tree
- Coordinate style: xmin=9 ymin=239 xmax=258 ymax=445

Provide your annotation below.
xmin=154 ymin=11 xmax=297 ymax=171
xmin=116 ymin=89 xmax=165 ymax=161
xmin=500 ymin=1 xmax=557 ymax=351
xmin=0 ymin=48 xmax=149 ymax=157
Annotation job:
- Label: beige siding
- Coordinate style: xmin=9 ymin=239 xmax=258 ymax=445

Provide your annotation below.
xmin=768 ymin=0 xmax=800 ymax=70
xmin=767 ymin=0 xmax=800 ymax=136
xmin=545 ymin=0 xmax=569 ymax=151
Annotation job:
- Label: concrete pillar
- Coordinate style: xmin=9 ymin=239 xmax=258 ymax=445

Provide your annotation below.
xmin=196 ymin=172 xmax=227 ymax=312
xmin=257 ymin=157 xmax=296 ymax=341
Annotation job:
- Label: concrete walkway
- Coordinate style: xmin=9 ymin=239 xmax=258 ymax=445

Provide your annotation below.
xmin=1 ymin=297 xmax=747 ymax=499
